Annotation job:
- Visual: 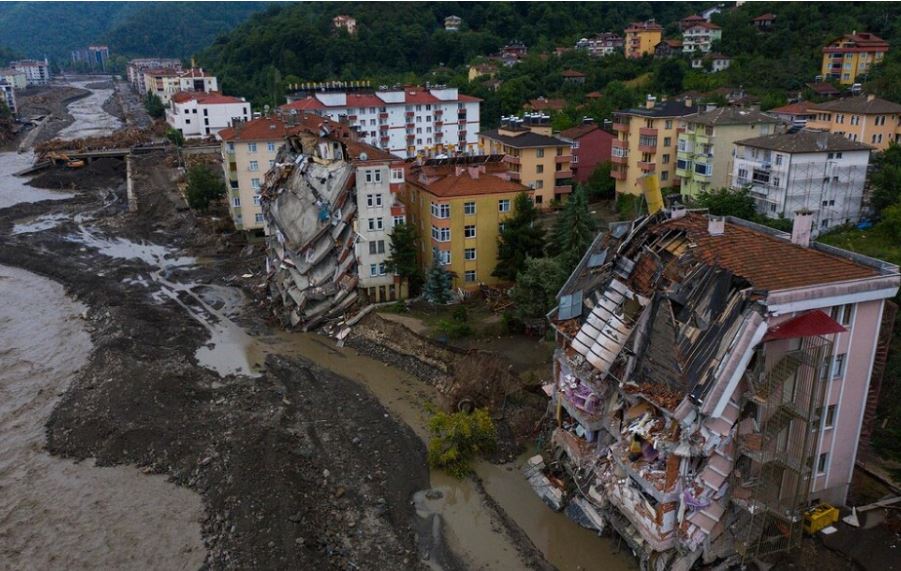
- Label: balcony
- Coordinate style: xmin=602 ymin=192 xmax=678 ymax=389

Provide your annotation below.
xmin=639 ymin=127 xmax=658 ymax=137
xmin=379 ymin=112 xmax=389 ymax=120
xmin=379 ymin=123 xmax=389 ymax=131
xmin=555 ymin=155 xmax=569 ymax=164
xmin=380 ymin=135 xmax=390 ymax=143
xmin=509 ymin=171 xmax=521 ymax=181
xmin=611 ymin=168 xmax=627 ymax=181
xmin=435 ymin=109 xmax=443 ymax=116
xmin=613 ymin=122 xmax=629 ymax=133
xmin=406 ymin=123 xmax=415 ymax=130
xmin=555 ymin=169 xmax=573 ymax=179
xmin=612 ymin=153 xmax=628 ymax=165
xmin=435 ymin=120 xmax=443 ymax=127
xmin=638 ymin=161 xmax=656 ymax=172
xmin=405 ymin=111 xmax=414 ymax=118
xmin=638 ymin=142 xmax=657 ymax=154
xmin=503 ymin=154 xmax=520 ymax=165
xmin=554 ymin=185 xmax=573 ymax=194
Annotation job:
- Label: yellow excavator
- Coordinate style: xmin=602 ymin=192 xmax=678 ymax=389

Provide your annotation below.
xmin=44 ymin=151 xmax=85 ymax=169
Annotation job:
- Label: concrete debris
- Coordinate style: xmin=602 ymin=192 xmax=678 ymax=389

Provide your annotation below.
xmin=261 ymin=132 xmax=359 ymax=330
xmin=537 ymin=209 xmax=900 ymax=568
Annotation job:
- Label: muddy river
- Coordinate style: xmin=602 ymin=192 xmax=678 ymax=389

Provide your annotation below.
xmin=0 ymin=82 xmax=637 ymax=570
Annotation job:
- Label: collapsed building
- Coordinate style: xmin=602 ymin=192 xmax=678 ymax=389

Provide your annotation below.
xmin=259 ymin=122 xmax=406 ymax=330
xmin=539 ymin=208 xmax=899 ymax=569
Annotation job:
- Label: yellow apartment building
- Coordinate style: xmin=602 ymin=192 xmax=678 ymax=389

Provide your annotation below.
xmin=478 ymin=115 xmax=572 ymax=209
xmin=403 ymin=156 xmax=531 ymax=288
xmin=821 ymin=32 xmax=889 ymax=85
xmin=624 ymin=20 xmax=663 ymax=58
xmin=806 ymin=95 xmax=901 ymax=152
xmin=611 ymin=97 xmax=697 ymax=196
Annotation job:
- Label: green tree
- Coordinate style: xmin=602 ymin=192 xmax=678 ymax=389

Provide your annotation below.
xmin=385 ymin=222 xmax=423 ymax=295
xmin=552 ymin=186 xmax=597 ymax=272
xmin=878 ymin=203 xmax=901 ymax=242
xmin=493 ymin=192 xmax=545 ymax=281
xmin=869 ymin=144 xmax=901 ymax=214
xmin=427 ymin=408 xmax=496 ymax=478
xmin=166 ymin=128 xmax=185 ymax=147
xmin=655 ymin=59 xmax=685 ymax=94
xmin=0 ymin=99 xmax=10 ymax=119
xmin=695 ymin=187 xmax=757 ymax=220
xmin=585 ymin=161 xmax=615 ymax=200
xmin=144 ymin=91 xmax=165 ymax=119
xmin=185 ymin=164 xmax=226 ymax=211
xmin=511 ymin=257 xmax=568 ymax=320
xmin=423 ymin=256 xmax=453 ymax=304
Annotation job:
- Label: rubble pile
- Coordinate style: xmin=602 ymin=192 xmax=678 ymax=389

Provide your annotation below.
xmin=35 ymin=128 xmax=152 ymax=155
xmin=261 ymin=131 xmax=360 ymax=330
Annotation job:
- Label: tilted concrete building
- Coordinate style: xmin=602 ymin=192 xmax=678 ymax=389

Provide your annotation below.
xmin=540 ymin=209 xmax=899 ymax=569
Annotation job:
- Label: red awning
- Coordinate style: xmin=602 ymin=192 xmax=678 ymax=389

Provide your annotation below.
xmin=763 ymin=310 xmax=846 ymax=342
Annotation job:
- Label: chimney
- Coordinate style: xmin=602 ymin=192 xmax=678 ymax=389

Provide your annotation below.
xmin=707 ymin=215 xmax=725 ymax=236
xmin=670 ymin=204 xmax=687 ymax=220
xmin=791 ymin=209 xmax=813 ymax=247
xmin=645 ymin=94 xmax=656 ymax=109
xmin=684 ymin=96 xmax=693 ymax=108
xmin=867 ymin=93 xmax=876 ymax=102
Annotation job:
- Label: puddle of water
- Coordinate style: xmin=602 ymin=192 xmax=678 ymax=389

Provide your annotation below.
xmin=0 ymin=264 xmax=206 ymax=569
xmin=68 ymin=224 xmax=196 ymax=268
xmin=0 ymin=151 xmax=74 ymax=209
xmin=11 ymin=212 xmax=69 ymax=235
xmin=56 ymin=80 xmax=123 ymax=140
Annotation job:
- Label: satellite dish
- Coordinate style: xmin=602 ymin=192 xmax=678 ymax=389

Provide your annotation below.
xmin=359 ymin=152 xmax=368 ymax=161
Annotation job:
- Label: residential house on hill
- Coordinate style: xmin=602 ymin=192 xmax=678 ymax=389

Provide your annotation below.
xmin=806 ymin=95 xmax=901 ymax=151
xmin=559 ymin=119 xmax=615 ymax=184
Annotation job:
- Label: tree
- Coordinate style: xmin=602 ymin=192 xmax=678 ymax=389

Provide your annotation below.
xmin=585 ymin=161 xmax=615 ymax=200
xmin=166 ymin=128 xmax=185 ymax=147
xmin=694 ymin=187 xmax=757 ymax=220
xmin=427 ymin=408 xmax=496 ymax=478
xmin=869 ymin=144 xmax=901 ymax=214
xmin=144 ymin=91 xmax=165 ymax=119
xmin=655 ymin=59 xmax=685 ymax=94
xmin=385 ymin=222 xmax=423 ymax=295
xmin=185 ymin=165 xmax=226 ymax=211
xmin=493 ymin=192 xmax=545 ymax=281
xmin=423 ymin=256 xmax=453 ymax=304
xmin=878 ymin=203 xmax=901 ymax=242
xmin=552 ymin=185 xmax=597 ymax=272
xmin=511 ymin=257 xmax=568 ymax=320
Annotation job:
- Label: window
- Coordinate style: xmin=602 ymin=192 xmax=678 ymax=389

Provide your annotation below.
xmin=368 ymin=240 xmax=386 ymax=255
xmin=231 ymin=197 xmax=241 ymax=207
xmin=249 ymin=160 xmax=259 ymax=171
xmin=663 ymin=137 xmax=671 ymax=147
xmin=267 ymin=142 xmax=276 ymax=152
xmin=817 ymin=452 xmax=829 ymax=475
xmin=773 ymin=177 xmax=780 ymax=186
xmin=499 ymin=199 xmax=510 ymax=212
xmin=464 ymin=270 xmax=476 ymax=283
xmin=677 ymin=158 xmax=691 ymax=171
xmin=392 ymin=215 xmax=405 ymax=226
xmin=431 ymin=226 xmax=451 ymax=242
xmin=379 ymin=262 xmax=387 ymax=275
xmin=255 ymin=213 xmax=264 ymax=223
xmin=251 ymin=178 xmax=261 ymax=190
xmin=391 ymin=168 xmax=404 ymax=182
xmin=831 ymin=304 xmax=853 ymax=325
xmin=775 ymin=154 xmax=783 ymax=165
xmin=368 ymin=218 xmax=384 ymax=231
xmin=464 ymin=201 xmax=476 ymax=215
xmin=824 ymin=404 xmax=837 ymax=429
xmin=464 ymin=225 xmax=476 ymax=238
xmin=253 ymin=196 xmax=261 ymax=206
xmin=366 ymin=194 xmax=383 ymax=207
xmin=664 ymin=120 xmax=673 ymax=129
xmin=536 ymin=148 xmax=545 ymax=158
xmin=498 ymin=222 xmax=506 ymax=233
xmin=661 ymin=171 xmax=668 ymax=181
xmin=536 ymin=164 xmax=544 ymax=174
xmin=227 ymin=142 xmax=235 ymax=152
xmin=431 ymin=203 xmax=450 ymax=219
xmin=662 ymin=154 xmax=670 ymax=165
xmin=464 ymin=248 xmax=476 ymax=260
xmin=248 ymin=143 xmax=257 ymax=153
xmin=833 ymin=353 xmax=846 ymax=378
xmin=436 ymin=250 xmax=451 ymax=265
xmin=370 ymin=263 xmax=378 ymax=277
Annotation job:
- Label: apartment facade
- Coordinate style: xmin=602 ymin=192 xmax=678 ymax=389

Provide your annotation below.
xmin=143 ymin=68 xmax=219 ymax=105
xmin=624 ymin=20 xmax=663 ymax=58
xmin=127 ymin=58 xmax=182 ymax=93
xmin=404 ymin=156 xmax=530 ymax=288
xmin=575 ymin=33 xmax=624 ymax=57
xmin=682 ymin=22 xmax=722 ymax=54
xmin=10 ymin=59 xmax=50 ymax=86
xmin=542 ymin=208 xmax=900 ymax=568
xmin=821 ymin=32 xmax=889 ymax=85
xmin=0 ymin=68 xmax=28 ymax=90
xmin=0 ymin=81 xmax=16 ymax=115
xmin=806 ymin=95 xmax=901 ymax=151
xmin=70 ymin=45 xmax=110 ymax=71
xmin=677 ymin=107 xmax=781 ymax=199
xmin=558 ymin=120 xmax=615 ymax=184
xmin=282 ymin=84 xmax=480 ymax=159
xmin=611 ymin=97 xmax=697 ymax=196
xmin=167 ymin=91 xmax=250 ymax=139
xmin=731 ymin=131 xmax=872 ymax=234
xmin=479 ymin=115 xmax=573 ymax=208
xmin=770 ymin=101 xmax=817 ymax=127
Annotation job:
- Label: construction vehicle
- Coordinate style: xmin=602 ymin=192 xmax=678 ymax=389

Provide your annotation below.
xmin=43 ymin=152 xmax=85 ymax=169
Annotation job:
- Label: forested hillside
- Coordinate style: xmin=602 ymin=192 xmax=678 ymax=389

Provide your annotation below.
xmin=199 ymin=1 xmax=901 ymax=125
xmin=0 ymin=2 xmax=267 ymax=61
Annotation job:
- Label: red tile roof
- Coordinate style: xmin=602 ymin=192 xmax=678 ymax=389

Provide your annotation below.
xmin=562 ymin=69 xmax=586 ymax=78
xmin=457 ymin=93 xmax=482 ymax=103
xmin=281 ymin=96 xmax=326 ymax=111
xmin=345 ymin=93 xmax=385 ymax=108
xmin=559 ymin=123 xmax=600 ymax=139
xmin=526 ymin=97 xmax=566 ymax=111
xmin=770 ymin=101 xmax=814 ymax=116
xmin=413 ymin=158 xmax=529 ymax=198
xmin=171 ymin=91 xmax=243 ymax=105
xmin=753 ymin=13 xmax=776 ymax=22
xmin=344 ymin=140 xmax=399 ymax=162
xmin=404 ymin=88 xmax=439 ymax=104
xmin=656 ymin=214 xmax=878 ymax=290
xmin=218 ymin=117 xmax=288 ymax=142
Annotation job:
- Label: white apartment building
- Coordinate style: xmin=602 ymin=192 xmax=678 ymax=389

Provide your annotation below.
xmin=731 ymin=131 xmax=872 ymax=235
xmin=127 ymin=58 xmax=181 ymax=93
xmin=10 ymin=59 xmax=51 ymax=86
xmin=281 ymin=84 xmax=480 ymax=159
xmin=167 ymin=91 xmax=250 ymax=139
xmin=0 ymin=68 xmax=28 ymax=90
xmin=144 ymin=68 xmax=219 ymax=105
xmin=682 ymin=22 xmax=722 ymax=54
xmin=0 ymin=81 xmax=16 ymax=114
xmin=574 ymin=33 xmax=624 ymax=56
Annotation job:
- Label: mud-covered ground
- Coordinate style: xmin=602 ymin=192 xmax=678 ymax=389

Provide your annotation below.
xmin=0 ymin=153 xmax=434 ymax=569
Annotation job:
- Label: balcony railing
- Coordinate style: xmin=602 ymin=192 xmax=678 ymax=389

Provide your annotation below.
xmin=555 ymin=155 xmax=569 ymax=164
xmin=638 ymin=161 xmax=656 ymax=172
xmin=555 ymin=169 xmax=573 ymax=179
xmin=503 ymin=155 xmax=520 ymax=165
xmin=554 ymin=185 xmax=573 ymax=194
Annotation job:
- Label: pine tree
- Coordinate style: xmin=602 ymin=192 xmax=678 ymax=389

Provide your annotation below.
xmin=493 ymin=192 xmax=545 ymax=282
xmin=511 ymin=257 xmax=568 ymax=320
xmin=554 ymin=186 xmax=597 ymax=273
xmin=385 ymin=222 xmax=423 ymax=294
xmin=423 ymin=255 xmax=453 ymax=304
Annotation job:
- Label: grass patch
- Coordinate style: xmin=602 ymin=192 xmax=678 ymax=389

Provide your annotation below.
xmin=817 ymin=225 xmax=901 ymax=267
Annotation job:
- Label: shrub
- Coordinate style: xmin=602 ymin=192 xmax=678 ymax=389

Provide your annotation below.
xmin=436 ymin=318 xmax=473 ymax=339
xmin=185 ymin=164 xmax=226 ymax=211
xmin=427 ymin=408 xmax=496 ymax=478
